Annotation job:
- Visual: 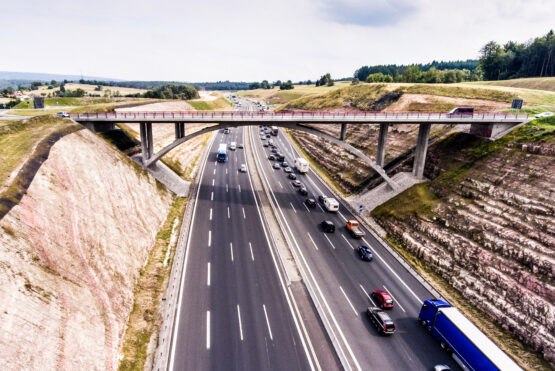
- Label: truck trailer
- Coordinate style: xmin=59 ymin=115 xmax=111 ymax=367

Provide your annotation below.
xmin=418 ymin=299 xmax=521 ymax=371
xmin=217 ymin=143 xmax=227 ymax=163
xmin=295 ymin=158 xmax=309 ymax=173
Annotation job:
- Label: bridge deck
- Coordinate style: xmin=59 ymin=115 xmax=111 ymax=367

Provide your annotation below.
xmin=71 ymin=111 xmax=528 ymax=124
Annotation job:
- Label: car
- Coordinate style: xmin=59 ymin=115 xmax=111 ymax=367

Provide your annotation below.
xmin=266 ymin=134 xmax=271 ymax=138
xmin=277 ymin=154 xmax=285 ymax=162
xmin=372 ymin=290 xmax=394 ymax=309
xmin=288 ymin=173 xmax=297 ymax=180
xmin=263 ymin=143 xmax=269 ymax=147
xmin=318 ymin=195 xmax=327 ymax=204
xmin=292 ymin=180 xmax=301 ymax=187
xmin=321 ymin=220 xmax=335 ymax=233
xmin=366 ymin=307 xmax=396 ymax=335
xmin=268 ymin=154 xmax=275 ymax=160
xmin=305 ymin=198 xmax=317 ymax=208
xmin=238 ymin=143 xmax=244 ymax=149
xmin=271 ymin=148 xmax=278 ymax=153
xmin=281 ymin=162 xmax=289 ymax=168
xmin=433 ymin=365 xmax=452 ymax=371
xmin=534 ymin=112 xmax=553 ymax=118
xmin=230 ymin=142 xmax=237 ymax=150
xmin=299 ymin=186 xmax=308 ymax=195
xmin=56 ymin=111 xmax=69 ymax=118
xmin=239 ymin=164 xmax=247 ymax=173
xmin=284 ymin=167 xmax=293 ymax=173
xmin=273 ymin=163 xmax=281 ymax=169
xmin=224 ymin=128 xmax=230 ymax=134
xmin=358 ymin=245 xmax=373 ymax=261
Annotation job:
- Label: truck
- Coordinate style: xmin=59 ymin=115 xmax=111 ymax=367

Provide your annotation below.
xmin=271 ymin=126 xmax=279 ymax=136
xmin=295 ymin=158 xmax=309 ymax=174
xmin=346 ymin=220 xmax=365 ymax=239
xmin=217 ymin=143 xmax=227 ymax=163
xmin=418 ymin=299 xmax=521 ymax=371
xmin=323 ymin=197 xmax=339 ymax=212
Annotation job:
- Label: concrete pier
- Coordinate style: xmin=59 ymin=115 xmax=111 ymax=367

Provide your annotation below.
xmin=175 ymin=123 xmax=185 ymax=139
xmin=140 ymin=122 xmax=153 ymax=162
xmin=376 ymin=123 xmax=389 ymax=167
xmin=412 ymin=123 xmax=431 ymax=179
xmin=340 ymin=123 xmax=347 ymax=141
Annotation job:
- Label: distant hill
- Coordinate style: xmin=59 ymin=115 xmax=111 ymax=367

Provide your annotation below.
xmin=0 ymin=71 xmax=121 ymax=82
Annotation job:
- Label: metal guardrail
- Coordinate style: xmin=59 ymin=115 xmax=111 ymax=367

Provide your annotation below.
xmin=71 ymin=111 xmax=529 ymax=122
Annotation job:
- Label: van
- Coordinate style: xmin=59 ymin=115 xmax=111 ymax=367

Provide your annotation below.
xmin=224 ymin=128 xmax=230 ymax=134
xmin=230 ymin=142 xmax=237 ymax=150
xmin=323 ymin=198 xmax=339 ymax=212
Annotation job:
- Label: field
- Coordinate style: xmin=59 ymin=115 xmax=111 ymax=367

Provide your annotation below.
xmin=16 ymin=83 xmax=147 ymax=98
xmin=465 ymin=77 xmax=555 ymax=92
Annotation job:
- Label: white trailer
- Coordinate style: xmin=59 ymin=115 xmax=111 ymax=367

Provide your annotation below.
xmin=295 ymin=158 xmax=309 ymax=173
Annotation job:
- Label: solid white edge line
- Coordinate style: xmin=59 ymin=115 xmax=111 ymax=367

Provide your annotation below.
xmin=307 ymin=232 xmax=319 ymax=251
xmin=323 ymin=234 xmax=336 ymax=249
xmin=237 ymin=305 xmax=244 ymax=341
xmin=362 ymin=237 xmax=422 ymax=304
xmin=169 ymin=131 xmax=214 ymax=370
xmin=251 ymin=127 xmax=357 ymax=371
xmin=339 ymin=286 xmax=358 ymax=317
xmin=249 ymin=242 xmax=254 ymax=261
xmin=206 ymin=310 xmax=211 ymax=349
xmin=263 ymin=304 xmax=273 ymax=340
xmin=383 ymin=285 xmax=406 ymax=313
xmin=245 ymin=127 xmax=318 ymax=371
xmin=207 ymin=263 xmax=211 ymax=286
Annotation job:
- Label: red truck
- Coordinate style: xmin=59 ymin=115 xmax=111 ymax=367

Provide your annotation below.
xmin=346 ymin=220 xmax=365 ymax=239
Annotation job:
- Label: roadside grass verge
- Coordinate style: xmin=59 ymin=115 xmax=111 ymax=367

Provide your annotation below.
xmin=6 ymin=109 xmax=60 ymax=116
xmin=372 ymin=182 xmax=438 ymax=219
xmin=187 ymin=97 xmax=233 ymax=111
xmin=118 ymin=196 xmax=188 ymax=371
xmin=382 ymin=236 xmax=552 ymax=371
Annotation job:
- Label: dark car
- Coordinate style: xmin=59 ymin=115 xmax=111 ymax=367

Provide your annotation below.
xmin=281 ymin=162 xmax=289 ymax=168
xmin=271 ymin=148 xmax=278 ymax=153
xmin=266 ymin=134 xmax=271 ymax=138
xmin=273 ymin=163 xmax=281 ymax=169
xmin=358 ymin=245 xmax=373 ymax=261
xmin=305 ymin=198 xmax=317 ymax=208
xmin=288 ymin=173 xmax=297 ymax=180
xmin=299 ymin=186 xmax=308 ymax=195
xmin=268 ymin=155 xmax=275 ymax=160
xmin=277 ymin=154 xmax=285 ymax=162
xmin=366 ymin=307 xmax=396 ymax=335
xmin=321 ymin=220 xmax=335 ymax=233
xmin=318 ymin=195 xmax=327 ymax=204
xmin=238 ymin=143 xmax=244 ymax=149
xmin=372 ymin=290 xmax=394 ymax=309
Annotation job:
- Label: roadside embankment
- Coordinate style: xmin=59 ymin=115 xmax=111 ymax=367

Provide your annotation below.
xmin=0 ymin=122 xmax=173 ymax=370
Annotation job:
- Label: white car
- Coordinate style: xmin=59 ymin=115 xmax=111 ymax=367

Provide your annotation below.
xmin=534 ymin=112 xmax=553 ymax=118
xmin=239 ymin=164 xmax=247 ymax=173
xmin=56 ymin=111 xmax=69 ymax=118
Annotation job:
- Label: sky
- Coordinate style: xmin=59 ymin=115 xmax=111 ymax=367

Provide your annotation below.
xmin=2 ymin=0 xmax=554 ymax=82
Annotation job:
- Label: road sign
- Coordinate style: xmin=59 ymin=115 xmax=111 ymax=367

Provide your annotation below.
xmin=56 ymin=101 xmax=59 ymax=105
xmin=359 ymin=205 xmax=363 ymax=213
xmin=511 ymin=99 xmax=523 ymax=109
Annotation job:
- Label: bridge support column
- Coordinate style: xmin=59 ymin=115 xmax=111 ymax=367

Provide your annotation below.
xmin=412 ymin=123 xmax=431 ymax=179
xmin=140 ymin=122 xmax=153 ymax=162
xmin=339 ymin=123 xmax=347 ymax=141
xmin=376 ymin=123 xmax=389 ymax=167
xmin=175 ymin=123 xmax=185 ymax=139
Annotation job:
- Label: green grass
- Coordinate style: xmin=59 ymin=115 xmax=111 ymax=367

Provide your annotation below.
xmin=187 ymin=97 xmax=233 ymax=111
xmin=372 ymin=182 xmax=438 ymax=219
xmin=14 ymin=100 xmax=34 ymax=109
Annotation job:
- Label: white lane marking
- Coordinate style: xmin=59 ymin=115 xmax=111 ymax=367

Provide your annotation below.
xmin=362 ymin=237 xmax=422 ymax=304
xmin=290 ymin=202 xmax=297 ymax=214
xmin=214 ymin=160 xmax=217 ymax=165
xmin=209 ymin=208 xmax=212 ymax=221
xmin=338 ymin=211 xmax=348 ymax=222
xmin=235 ymin=157 xmax=237 ymax=162
xmin=242 ymin=207 xmax=246 ymax=219
xmin=212 ymin=179 xmax=215 ymax=186
xmin=208 ymin=230 xmax=211 ymax=247
xmin=245 ymin=127 xmax=319 ymax=370
xmin=307 ymin=233 xmax=319 ymax=251
xmin=207 ymin=263 xmax=211 ymax=286
xmin=211 ymin=192 xmax=214 ymax=201
xmin=383 ymin=285 xmax=406 ymax=313
xmin=249 ymin=242 xmax=254 ymax=261
xmin=206 ymin=311 xmax=211 ymax=349
xmin=340 ymin=286 xmax=358 ymax=317
xmin=317 ymin=204 xmax=324 ymax=212
xmin=359 ymin=284 xmax=376 ymax=306
xmin=341 ymin=234 xmax=354 ymax=249
xmin=239 ymin=184 xmax=241 ymax=193
xmin=323 ymin=234 xmax=336 ymax=249
xmin=278 ymin=181 xmax=283 ymax=189
xmin=226 ymin=168 xmax=228 ymax=175
xmin=263 ymin=304 xmax=273 ymax=340
xmin=213 ymin=169 xmax=216 ymax=175
xmin=169 ymin=131 xmax=215 ymax=369
xmin=228 ymin=207 xmax=230 ymax=219
xmin=237 ymin=305 xmax=244 ymax=341
xmin=226 ymin=184 xmax=229 ymax=192
xmin=230 ymin=242 xmax=234 ymax=262
xmin=302 ymin=202 xmax=311 ymax=213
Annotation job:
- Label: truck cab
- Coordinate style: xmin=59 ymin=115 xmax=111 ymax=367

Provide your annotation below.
xmin=418 ymin=299 xmax=451 ymax=329
xmin=346 ymin=220 xmax=365 ymax=239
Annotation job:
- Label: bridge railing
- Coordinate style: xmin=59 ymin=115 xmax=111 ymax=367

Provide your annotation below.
xmin=71 ymin=111 xmax=529 ymax=121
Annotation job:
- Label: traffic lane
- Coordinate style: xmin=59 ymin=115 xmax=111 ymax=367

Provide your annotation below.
xmin=254 ymin=132 xmax=458 ymax=369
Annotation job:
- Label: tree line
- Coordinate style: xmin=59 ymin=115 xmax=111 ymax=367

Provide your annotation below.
xmin=142 ymin=83 xmax=199 ymax=100
xmin=354 ymin=60 xmax=478 ymax=82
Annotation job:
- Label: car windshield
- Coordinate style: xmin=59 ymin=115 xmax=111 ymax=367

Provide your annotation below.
xmin=385 ymin=299 xmax=393 ymax=303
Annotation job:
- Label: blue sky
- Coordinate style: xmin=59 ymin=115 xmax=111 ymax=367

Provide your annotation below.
xmin=2 ymin=0 xmax=553 ymax=81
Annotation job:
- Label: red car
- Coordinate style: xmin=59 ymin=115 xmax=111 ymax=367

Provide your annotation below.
xmin=373 ymin=290 xmax=394 ymax=309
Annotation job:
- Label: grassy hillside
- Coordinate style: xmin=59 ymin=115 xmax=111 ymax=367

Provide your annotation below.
xmin=187 ymin=97 xmax=232 ymax=110
xmin=466 ymin=77 xmax=555 ymax=92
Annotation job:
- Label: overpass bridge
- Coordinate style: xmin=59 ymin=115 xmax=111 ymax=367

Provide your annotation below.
xmin=71 ymin=111 xmax=528 ymax=189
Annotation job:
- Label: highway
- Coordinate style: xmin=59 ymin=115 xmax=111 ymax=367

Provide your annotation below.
xmin=247 ymin=113 xmax=460 ymax=370
xmin=168 ymin=100 xmax=321 ymax=370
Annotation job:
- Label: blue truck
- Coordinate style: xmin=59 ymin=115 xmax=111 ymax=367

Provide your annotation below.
xmin=217 ymin=143 xmax=227 ymax=163
xmin=419 ymin=299 xmax=521 ymax=371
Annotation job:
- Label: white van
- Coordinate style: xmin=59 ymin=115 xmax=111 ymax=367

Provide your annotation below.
xmin=230 ymin=142 xmax=237 ymax=150
xmin=295 ymin=158 xmax=309 ymax=173
xmin=323 ymin=198 xmax=339 ymax=212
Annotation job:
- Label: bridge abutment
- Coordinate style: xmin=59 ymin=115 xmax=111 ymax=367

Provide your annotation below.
xmin=412 ymin=123 xmax=431 ymax=179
